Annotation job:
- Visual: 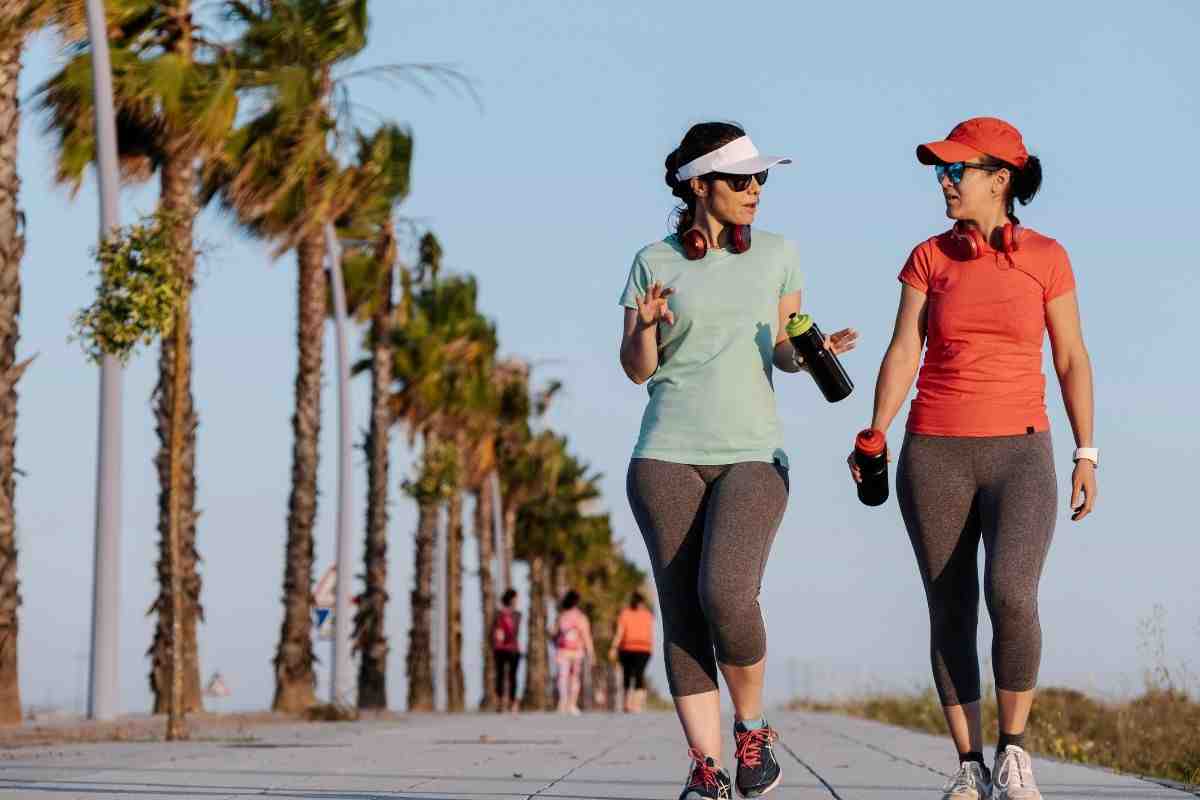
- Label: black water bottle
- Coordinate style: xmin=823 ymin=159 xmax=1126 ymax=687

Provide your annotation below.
xmin=853 ymin=428 xmax=889 ymax=507
xmin=786 ymin=313 xmax=853 ymax=402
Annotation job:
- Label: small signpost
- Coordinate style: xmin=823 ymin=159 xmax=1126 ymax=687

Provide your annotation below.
xmin=313 ymin=565 xmax=337 ymax=641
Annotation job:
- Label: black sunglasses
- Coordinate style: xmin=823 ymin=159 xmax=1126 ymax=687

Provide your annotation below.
xmin=708 ymin=170 xmax=768 ymax=192
xmin=934 ymin=162 xmax=1002 ymax=185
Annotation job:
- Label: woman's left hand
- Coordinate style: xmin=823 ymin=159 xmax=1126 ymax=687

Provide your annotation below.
xmin=1070 ymin=461 xmax=1097 ymax=521
xmin=824 ymin=328 xmax=859 ymax=355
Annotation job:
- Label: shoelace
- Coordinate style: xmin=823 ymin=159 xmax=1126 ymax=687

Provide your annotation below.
xmin=734 ymin=727 xmax=777 ymax=769
xmin=995 ymin=747 xmax=1036 ymax=791
xmin=686 ymin=748 xmax=720 ymax=790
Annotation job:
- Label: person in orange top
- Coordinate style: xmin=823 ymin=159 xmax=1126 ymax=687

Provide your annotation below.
xmin=608 ymin=593 xmax=655 ymax=713
xmin=850 ymin=118 xmax=1098 ymax=800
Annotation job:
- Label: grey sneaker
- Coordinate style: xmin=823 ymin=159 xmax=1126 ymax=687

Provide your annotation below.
xmin=942 ymin=761 xmax=992 ymax=799
xmin=993 ymin=746 xmax=1042 ymax=800
xmin=680 ymin=749 xmax=732 ymax=800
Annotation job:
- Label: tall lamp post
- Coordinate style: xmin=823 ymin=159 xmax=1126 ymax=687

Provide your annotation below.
xmin=324 ymin=225 xmax=354 ymax=706
xmin=84 ymin=0 xmax=124 ymax=722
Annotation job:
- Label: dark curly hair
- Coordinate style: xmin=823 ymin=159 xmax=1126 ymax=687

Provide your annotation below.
xmin=664 ymin=122 xmax=746 ymax=238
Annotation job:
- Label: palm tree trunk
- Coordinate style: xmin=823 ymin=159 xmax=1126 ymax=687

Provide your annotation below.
xmin=501 ymin=503 xmax=516 ymax=594
xmin=148 ymin=139 xmax=198 ymax=739
xmin=0 ymin=20 xmax=26 ymax=726
xmin=474 ymin=477 xmax=496 ymax=710
xmin=522 ymin=555 xmax=549 ymax=710
xmin=541 ymin=562 xmax=556 ymax=707
xmin=150 ymin=138 xmax=203 ymax=718
xmin=406 ymin=434 xmax=439 ymax=712
xmin=355 ymin=266 xmax=393 ymax=709
xmin=163 ymin=273 xmax=190 ymax=741
xmin=272 ymin=232 xmax=325 ymax=712
xmin=445 ymin=481 xmax=464 ymax=712
xmin=181 ymin=413 xmax=202 ymax=713
xmin=149 ymin=299 xmax=203 ymax=718
xmin=552 ymin=561 xmax=567 ymax=604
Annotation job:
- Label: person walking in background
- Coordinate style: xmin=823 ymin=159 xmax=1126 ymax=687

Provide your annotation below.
xmin=554 ymin=590 xmax=594 ymax=715
xmin=609 ymin=592 xmax=655 ymax=713
xmin=492 ymin=588 xmax=522 ymax=714
xmin=851 ymin=117 xmax=1097 ymax=800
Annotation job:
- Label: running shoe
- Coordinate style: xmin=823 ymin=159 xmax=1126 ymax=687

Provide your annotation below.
xmin=993 ymin=746 xmax=1042 ymax=800
xmin=680 ymin=748 xmax=732 ymax=800
xmin=733 ymin=720 xmax=782 ymax=797
xmin=941 ymin=760 xmax=992 ymax=799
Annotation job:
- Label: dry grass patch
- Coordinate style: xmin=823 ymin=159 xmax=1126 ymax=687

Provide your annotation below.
xmin=790 ymin=686 xmax=1200 ymax=787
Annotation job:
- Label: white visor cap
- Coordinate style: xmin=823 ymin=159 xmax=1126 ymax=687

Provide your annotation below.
xmin=674 ymin=136 xmax=792 ymax=181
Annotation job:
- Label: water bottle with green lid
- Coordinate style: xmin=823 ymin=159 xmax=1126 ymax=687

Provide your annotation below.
xmin=787 ymin=312 xmax=854 ymax=403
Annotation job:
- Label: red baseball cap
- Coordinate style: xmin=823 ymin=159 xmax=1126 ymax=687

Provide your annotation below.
xmin=916 ymin=117 xmax=1029 ymax=168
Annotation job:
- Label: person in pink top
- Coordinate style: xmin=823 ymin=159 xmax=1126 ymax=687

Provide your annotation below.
xmin=554 ymin=590 xmax=595 ymax=715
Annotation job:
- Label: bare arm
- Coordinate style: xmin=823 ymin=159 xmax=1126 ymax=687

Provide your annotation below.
xmin=1046 ymin=290 xmax=1097 ymax=521
xmin=582 ymin=617 xmax=595 ymax=661
xmin=609 ymin=621 xmax=625 ymax=658
xmin=870 ymin=284 xmax=928 ymax=433
xmin=849 ymin=284 xmax=926 ymax=481
xmin=619 ymin=282 xmax=674 ymax=384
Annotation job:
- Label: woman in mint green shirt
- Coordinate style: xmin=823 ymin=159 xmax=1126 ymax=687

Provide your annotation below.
xmin=619 ymin=122 xmax=856 ymax=800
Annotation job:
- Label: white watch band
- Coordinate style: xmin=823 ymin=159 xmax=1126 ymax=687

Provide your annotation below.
xmin=1073 ymin=447 xmax=1099 ymax=466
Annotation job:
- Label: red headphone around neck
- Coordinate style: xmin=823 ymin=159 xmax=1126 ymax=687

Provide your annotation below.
xmin=948 ymin=220 xmax=1024 ymax=261
xmin=681 ymin=225 xmax=751 ymax=260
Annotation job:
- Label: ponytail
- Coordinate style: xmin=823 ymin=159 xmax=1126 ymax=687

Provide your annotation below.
xmin=664 ymin=149 xmax=697 ymax=238
xmin=986 ymin=153 xmax=1043 ymax=223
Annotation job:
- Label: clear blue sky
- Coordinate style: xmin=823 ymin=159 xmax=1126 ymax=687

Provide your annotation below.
xmin=14 ymin=0 xmax=1200 ymax=713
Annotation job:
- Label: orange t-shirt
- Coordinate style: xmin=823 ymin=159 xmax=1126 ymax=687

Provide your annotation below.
xmin=617 ymin=607 xmax=654 ymax=653
xmin=898 ymin=227 xmax=1076 ymax=437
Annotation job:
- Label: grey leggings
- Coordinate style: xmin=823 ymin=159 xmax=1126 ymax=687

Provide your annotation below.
xmin=627 ymin=459 xmax=789 ymax=697
xmin=897 ymin=432 xmax=1057 ymax=706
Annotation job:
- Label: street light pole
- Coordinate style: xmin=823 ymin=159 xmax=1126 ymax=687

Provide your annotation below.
xmin=84 ymin=0 xmax=124 ymax=722
xmin=324 ymin=225 xmax=354 ymax=706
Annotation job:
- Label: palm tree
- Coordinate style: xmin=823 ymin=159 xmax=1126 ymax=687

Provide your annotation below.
xmin=423 ymin=275 xmax=495 ymax=712
xmin=0 ymin=0 xmax=84 ymax=727
xmin=202 ymin=0 xmax=373 ymax=712
xmin=468 ymin=445 xmax=498 ymax=710
xmin=390 ymin=242 xmax=499 ymax=711
xmin=399 ymin=432 xmax=453 ymax=711
xmin=493 ymin=361 xmax=560 ymax=591
xmin=459 ymin=376 xmax=502 ymax=710
xmin=506 ymin=431 xmax=565 ymax=711
xmin=335 ymin=125 xmax=411 ymax=709
xmin=444 ymin=444 xmax=465 ymax=711
xmin=38 ymin=0 xmax=236 ymax=724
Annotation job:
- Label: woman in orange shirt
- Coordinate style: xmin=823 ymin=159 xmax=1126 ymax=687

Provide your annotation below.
xmin=852 ymin=118 xmax=1097 ymax=800
xmin=608 ymin=593 xmax=655 ymax=713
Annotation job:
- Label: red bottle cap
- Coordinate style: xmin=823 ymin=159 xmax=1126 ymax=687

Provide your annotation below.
xmin=855 ymin=428 xmax=886 ymax=456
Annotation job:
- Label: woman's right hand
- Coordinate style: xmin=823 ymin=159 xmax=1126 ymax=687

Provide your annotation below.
xmin=847 ymin=441 xmax=892 ymax=483
xmin=635 ymin=281 xmax=675 ymax=329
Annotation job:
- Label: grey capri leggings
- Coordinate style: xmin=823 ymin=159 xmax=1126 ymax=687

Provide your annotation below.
xmin=896 ymin=431 xmax=1057 ymax=706
xmin=627 ymin=458 xmax=789 ymax=697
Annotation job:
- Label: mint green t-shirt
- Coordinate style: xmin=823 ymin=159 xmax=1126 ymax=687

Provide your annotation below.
xmin=619 ymin=229 xmax=804 ymax=467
